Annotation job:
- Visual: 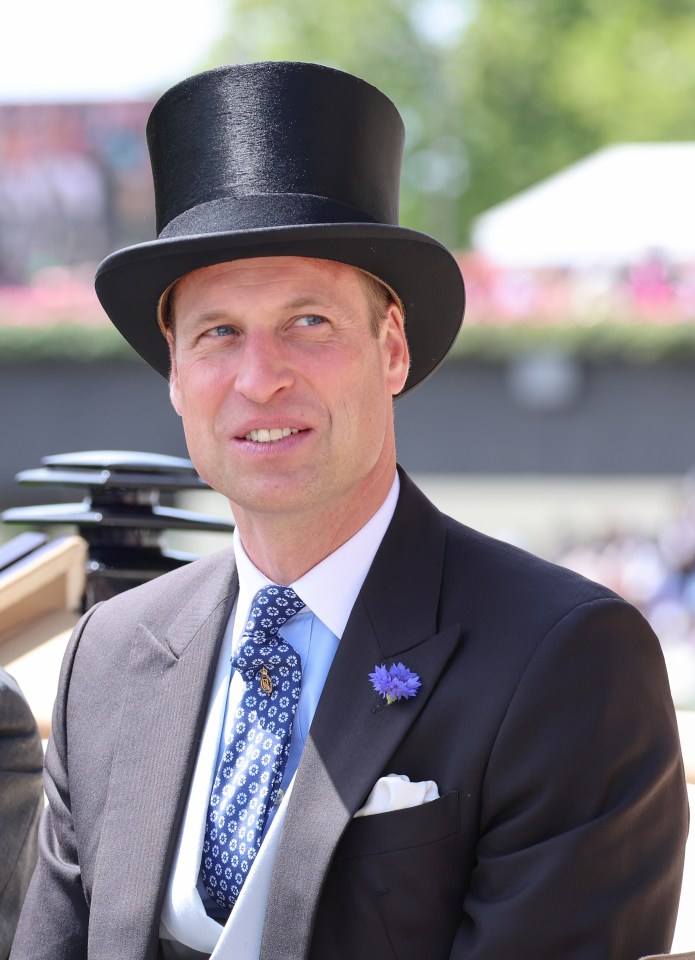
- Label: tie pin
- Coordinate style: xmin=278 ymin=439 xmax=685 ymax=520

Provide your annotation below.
xmin=260 ymin=666 xmax=273 ymax=695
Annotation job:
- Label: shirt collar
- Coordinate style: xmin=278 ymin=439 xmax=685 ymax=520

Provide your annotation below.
xmin=233 ymin=473 xmax=400 ymax=639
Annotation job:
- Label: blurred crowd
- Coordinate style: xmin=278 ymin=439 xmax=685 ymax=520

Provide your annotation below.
xmin=0 ymin=264 xmax=106 ymax=327
xmin=458 ymin=250 xmax=695 ymax=326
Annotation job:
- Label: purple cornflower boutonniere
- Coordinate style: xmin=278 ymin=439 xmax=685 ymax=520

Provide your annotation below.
xmin=369 ymin=662 xmax=421 ymax=705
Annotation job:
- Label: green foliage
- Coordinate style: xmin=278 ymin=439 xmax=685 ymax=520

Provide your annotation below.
xmin=455 ymin=0 xmax=695 ymax=234
xmin=0 ymin=325 xmax=136 ymax=363
xmin=205 ymin=0 xmax=695 ymax=247
xmin=450 ymin=320 xmax=695 ymax=362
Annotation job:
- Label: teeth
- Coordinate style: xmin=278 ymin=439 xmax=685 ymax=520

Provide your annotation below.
xmin=245 ymin=427 xmax=299 ymax=443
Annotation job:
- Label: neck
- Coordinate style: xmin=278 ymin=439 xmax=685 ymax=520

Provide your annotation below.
xmin=232 ymin=462 xmax=397 ymax=585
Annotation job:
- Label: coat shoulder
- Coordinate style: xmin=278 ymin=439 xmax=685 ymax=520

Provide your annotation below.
xmin=83 ymin=545 xmax=237 ymax=637
xmin=442 ymin=512 xmax=618 ymax=607
xmin=58 ymin=547 xmax=237 ymax=693
xmin=394 ymin=469 xmax=634 ymax=643
xmin=436 ymin=510 xmax=661 ymax=681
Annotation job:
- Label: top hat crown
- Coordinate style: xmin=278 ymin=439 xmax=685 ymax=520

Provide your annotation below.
xmin=95 ymin=61 xmax=465 ymax=394
xmin=150 ymin=61 xmax=404 ymax=238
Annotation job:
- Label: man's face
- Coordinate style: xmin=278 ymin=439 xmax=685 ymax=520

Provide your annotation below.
xmin=168 ymin=256 xmax=409 ymax=525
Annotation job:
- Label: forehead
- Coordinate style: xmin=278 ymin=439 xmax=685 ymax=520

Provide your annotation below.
xmin=173 ymin=256 xmax=367 ymax=308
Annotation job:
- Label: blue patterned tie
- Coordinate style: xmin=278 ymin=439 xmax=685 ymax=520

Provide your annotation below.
xmin=201 ymin=585 xmax=304 ymax=911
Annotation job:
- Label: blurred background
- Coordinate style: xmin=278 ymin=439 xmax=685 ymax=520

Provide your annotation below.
xmin=2 ymin=0 xmax=695 ymax=708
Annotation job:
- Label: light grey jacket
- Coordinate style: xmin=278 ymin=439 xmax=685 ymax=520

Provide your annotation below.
xmin=0 ymin=668 xmax=43 ymax=960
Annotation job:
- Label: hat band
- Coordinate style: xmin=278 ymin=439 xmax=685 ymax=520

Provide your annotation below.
xmin=159 ymin=193 xmax=384 ymax=240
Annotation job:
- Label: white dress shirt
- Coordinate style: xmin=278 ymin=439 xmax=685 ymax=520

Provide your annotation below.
xmin=160 ymin=474 xmax=399 ymax=958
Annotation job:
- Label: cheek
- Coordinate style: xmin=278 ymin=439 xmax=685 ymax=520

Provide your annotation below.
xmin=177 ymin=359 xmax=229 ymax=413
xmin=176 ymin=374 xmax=226 ymax=449
xmin=335 ymin=364 xmax=391 ymax=448
xmin=176 ymin=387 xmax=223 ymax=490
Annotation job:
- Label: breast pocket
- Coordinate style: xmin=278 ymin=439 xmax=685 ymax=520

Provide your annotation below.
xmin=311 ymin=792 xmax=470 ymax=960
xmin=335 ymin=789 xmax=460 ymax=860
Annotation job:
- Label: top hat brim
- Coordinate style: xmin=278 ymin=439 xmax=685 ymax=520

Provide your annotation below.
xmin=95 ymin=222 xmax=465 ymax=397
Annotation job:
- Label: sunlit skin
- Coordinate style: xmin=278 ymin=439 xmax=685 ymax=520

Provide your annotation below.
xmin=167 ymin=256 xmax=410 ymax=584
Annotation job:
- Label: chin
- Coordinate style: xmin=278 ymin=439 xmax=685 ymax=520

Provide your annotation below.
xmin=224 ymin=478 xmax=312 ymax=515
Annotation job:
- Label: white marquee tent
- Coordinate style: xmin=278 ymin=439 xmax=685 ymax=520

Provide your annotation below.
xmin=471 ymin=143 xmax=695 ymax=269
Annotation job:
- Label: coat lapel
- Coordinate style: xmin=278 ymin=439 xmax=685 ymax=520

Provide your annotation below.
xmin=89 ymin=553 xmax=238 ymax=960
xmin=262 ymin=472 xmax=463 ymax=960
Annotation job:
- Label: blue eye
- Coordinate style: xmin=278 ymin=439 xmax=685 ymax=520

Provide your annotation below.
xmin=295 ymin=314 xmax=325 ymax=327
xmin=213 ymin=325 xmax=235 ymax=336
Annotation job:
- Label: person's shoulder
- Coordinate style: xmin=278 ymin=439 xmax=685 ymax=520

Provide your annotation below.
xmin=0 ymin=665 xmax=23 ymax=698
xmin=0 ymin=666 xmax=35 ymax=716
xmin=396 ymin=468 xmax=621 ymax=617
xmin=443 ymin=512 xmax=616 ymax=606
xmin=437 ymin=512 xmax=662 ymax=684
xmin=80 ymin=545 xmax=237 ymax=637
xmin=436 ymin=512 xmax=648 ymax=657
xmin=0 ymin=668 xmax=42 ymax=765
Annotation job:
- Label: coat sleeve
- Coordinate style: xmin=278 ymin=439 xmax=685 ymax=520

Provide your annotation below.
xmin=451 ymin=596 xmax=688 ymax=960
xmin=10 ymin=607 xmax=101 ymax=960
xmin=0 ymin=670 xmax=44 ymax=960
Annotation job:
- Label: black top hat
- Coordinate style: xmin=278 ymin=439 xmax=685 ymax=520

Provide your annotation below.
xmin=95 ymin=61 xmax=465 ymax=395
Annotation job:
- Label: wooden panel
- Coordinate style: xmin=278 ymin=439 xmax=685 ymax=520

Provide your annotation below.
xmin=0 ymin=535 xmax=86 ymax=735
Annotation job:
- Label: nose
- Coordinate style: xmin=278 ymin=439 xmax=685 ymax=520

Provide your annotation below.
xmin=233 ymin=330 xmax=294 ymax=403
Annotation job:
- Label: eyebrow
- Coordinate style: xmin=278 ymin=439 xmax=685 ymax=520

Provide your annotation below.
xmin=283 ymin=296 xmax=330 ymax=310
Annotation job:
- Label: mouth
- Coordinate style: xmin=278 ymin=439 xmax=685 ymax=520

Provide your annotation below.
xmin=244 ymin=427 xmax=301 ymax=444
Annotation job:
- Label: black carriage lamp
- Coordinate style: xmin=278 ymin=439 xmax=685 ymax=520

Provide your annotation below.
xmin=1 ymin=450 xmax=234 ymax=609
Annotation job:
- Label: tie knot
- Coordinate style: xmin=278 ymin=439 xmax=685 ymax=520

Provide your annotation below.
xmin=245 ymin=585 xmax=304 ymax=637
xmin=232 ymin=585 xmax=304 ymax=685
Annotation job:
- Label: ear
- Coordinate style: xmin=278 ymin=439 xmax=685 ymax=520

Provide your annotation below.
xmin=382 ymin=303 xmax=410 ymax=396
xmin=167 ymin=331 xmax=183 ymax=416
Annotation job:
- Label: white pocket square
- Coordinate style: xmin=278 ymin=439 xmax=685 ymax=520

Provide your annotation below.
xmin=354 ymin=774 xmax=440 ymax=817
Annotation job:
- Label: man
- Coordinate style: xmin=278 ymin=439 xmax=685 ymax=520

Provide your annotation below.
xmin=11 ymin=62 xmax=688 ymax=960
xmin=0 ymin=667 xmax=43 ymax=960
